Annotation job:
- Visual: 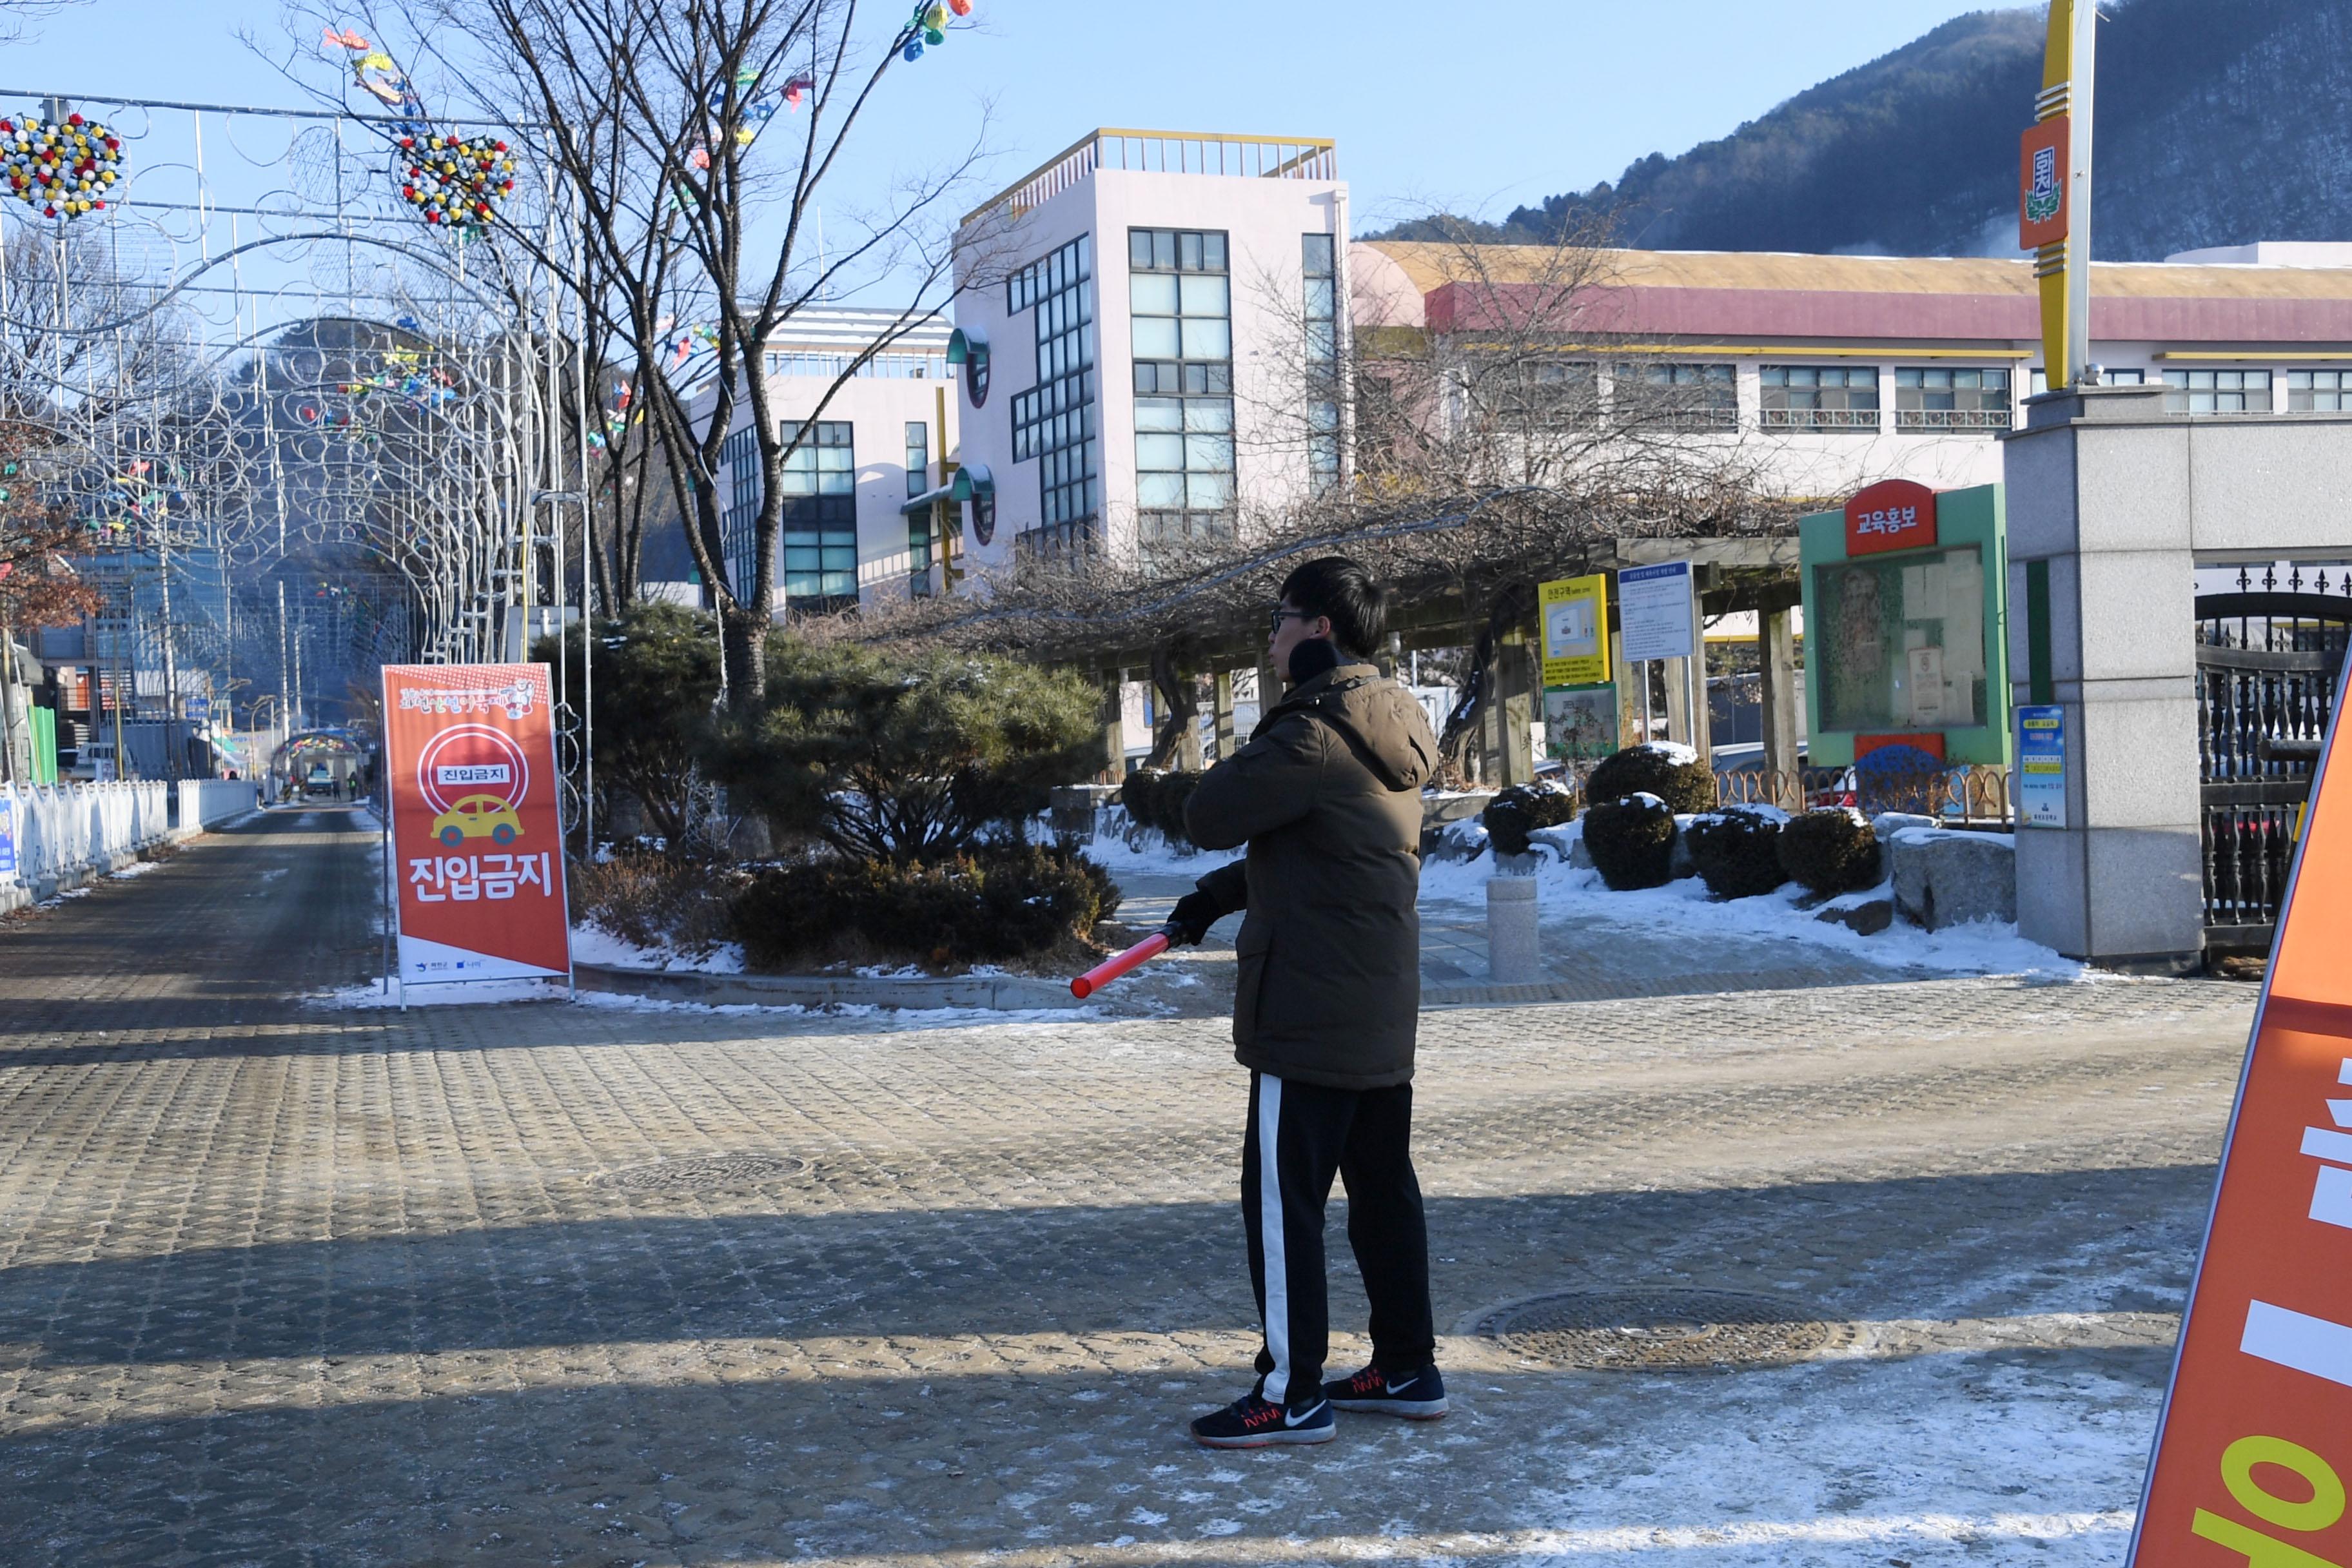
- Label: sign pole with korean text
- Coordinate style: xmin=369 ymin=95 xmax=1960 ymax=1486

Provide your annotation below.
xmin=2129 ymin=653 xmax=2352 ymax=1567
xmin=380 ymin=663 xmax=573 ymax=987
xmin=1617 ymin=563 xmax=1697 ymax=749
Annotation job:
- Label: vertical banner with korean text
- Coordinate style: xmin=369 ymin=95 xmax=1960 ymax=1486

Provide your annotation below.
xmin=380 ymin=663 xmax=571 ymax=984
xmin=2131 ymin=659 xmax=2352 ymax=1567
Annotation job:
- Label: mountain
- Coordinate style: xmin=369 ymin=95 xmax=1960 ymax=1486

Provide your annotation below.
xmin=1388 ymin=0 xmax=2352 ymax=261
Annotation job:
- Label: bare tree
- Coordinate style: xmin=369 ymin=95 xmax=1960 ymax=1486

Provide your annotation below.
xmin=328 ymin=0 xmax=988 ymax=707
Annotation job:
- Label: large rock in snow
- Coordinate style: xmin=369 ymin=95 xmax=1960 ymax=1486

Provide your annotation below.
xmin=1889 ymin=829 xmax=2016 ymax=931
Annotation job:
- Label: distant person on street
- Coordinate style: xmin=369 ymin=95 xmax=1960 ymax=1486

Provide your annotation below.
xmin=1170 ymin=556 xmax=1444 ymax=1449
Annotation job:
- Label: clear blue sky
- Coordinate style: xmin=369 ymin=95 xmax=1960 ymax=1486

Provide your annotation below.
xmin=1 ymin=0 xmax=2028 ymax=226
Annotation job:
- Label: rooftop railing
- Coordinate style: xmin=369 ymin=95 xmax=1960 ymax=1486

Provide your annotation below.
xmin=960 ymin=128 xmax=1337 ymax=230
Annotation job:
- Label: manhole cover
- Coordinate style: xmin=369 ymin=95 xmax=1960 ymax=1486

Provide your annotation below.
xmin=594 ymin=1153 xmax=808 ymax=1191
xmin=1473 ymin=1289 xmax=1855 ymax=1372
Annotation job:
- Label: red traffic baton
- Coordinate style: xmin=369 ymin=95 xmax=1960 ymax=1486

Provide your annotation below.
xmin=1071 ymin=927 xmax=1175 ymax=998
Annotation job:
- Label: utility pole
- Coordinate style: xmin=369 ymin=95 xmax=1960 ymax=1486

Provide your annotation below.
xmin=158 ymin=533 xmax=181 ymax=781
xmin=277 ymin=578 xmax=290 ymax=732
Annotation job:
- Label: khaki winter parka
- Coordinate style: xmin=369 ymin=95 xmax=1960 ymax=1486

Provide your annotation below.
xmin=1183 ymin=662 xmax=1439 ymax=1091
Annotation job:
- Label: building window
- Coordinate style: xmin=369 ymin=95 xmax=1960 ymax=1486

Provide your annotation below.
xmin=1006 ymin=236 xmax=1098 ymax=562
xmin=904 ymin=420 xmax=928 ymax=498
xmin=1759 ymin=366 xmax=1879 ymax=430
xmin=1304 ymin=233 xmax=1341 ymax=495
xmin=765 ymin=351 xmax=948 ymax=380
xmin=780 ymin=420 xmax=856 ymax=608
xmin=1632 ymin=362 xmax=1737 ymax=431
xmin=719 ymin=424 xmax=760 ymax=595
xmin=905 ymin=420 xmax=932 ymax=588
xmin=1894 ymin=367 xmax=2012 ymax=431
xmin=2164 ymin=368 xmax=2271 ymax=413
xmin=2288 ymin=370 xmax=2352 ymax=411
xmin=1130 ymin=228 xmax=1237 ymax=562
xmin=2028 ymin=366 xmax=2144 ymax=395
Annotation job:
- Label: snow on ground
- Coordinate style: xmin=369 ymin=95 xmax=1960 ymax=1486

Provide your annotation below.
xmin=568 ymin=921 xmax=748 ymax=974
xmin=1077 ymin=819 xmax=1239 ymax=879
xmin=1420 ymin=845 xmax=2082 ymax=982
xmin=1478 ymin=1355 xmax=2148 ymax=1568
xmin=1080 ymin=812 xmax=2082 ymax=982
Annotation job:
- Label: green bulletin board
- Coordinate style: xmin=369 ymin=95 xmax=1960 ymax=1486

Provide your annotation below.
xmin=1797 ymin=482 xmax=2010 ymax=767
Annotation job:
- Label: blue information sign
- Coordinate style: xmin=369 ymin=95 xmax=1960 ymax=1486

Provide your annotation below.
xmin=2017 ymin=704 xmax=2066 ymax=828
xmin=0 ymin=797 xmax=15 ymax=876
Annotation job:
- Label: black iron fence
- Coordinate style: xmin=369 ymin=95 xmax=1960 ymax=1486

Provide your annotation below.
xmin=2196 ymin=587 xmax=2347 ymax=950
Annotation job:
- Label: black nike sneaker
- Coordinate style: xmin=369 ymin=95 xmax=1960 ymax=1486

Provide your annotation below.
xmin=1188 ymin=1391 xmax=1337 ymax=1448
xmin=1324 ymin=1364 xmax=1449 ymax=1419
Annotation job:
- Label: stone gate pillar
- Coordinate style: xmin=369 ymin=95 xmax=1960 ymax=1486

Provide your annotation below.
xmin=2002 ymin=384 xmax=2202 ymax=970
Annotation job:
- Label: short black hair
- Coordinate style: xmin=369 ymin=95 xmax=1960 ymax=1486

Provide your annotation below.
xmin=1280 ymin=556 xmax=1385 ymax=658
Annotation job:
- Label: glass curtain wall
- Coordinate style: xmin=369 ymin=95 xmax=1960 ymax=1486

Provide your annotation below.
xmin=1130 ymin=228 xmax=1235 ymax=564
xmin=1007 ymin=237 xmax=1099 ymax=562
xmin=1304 ymin=233 xmax=1340 ymax=494
xmin=779 ymin=422 xmax=856 ymax=609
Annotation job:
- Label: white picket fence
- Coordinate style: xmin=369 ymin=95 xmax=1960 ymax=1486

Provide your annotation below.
xmin=177 ymin=778 xmax=260 ymax=833
xmin=0 ymin=780 xmax=173 ymax=914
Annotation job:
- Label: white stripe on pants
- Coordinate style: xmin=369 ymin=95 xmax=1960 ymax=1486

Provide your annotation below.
xmin=1256 ymin=1072 xmax=1290 ymax=1403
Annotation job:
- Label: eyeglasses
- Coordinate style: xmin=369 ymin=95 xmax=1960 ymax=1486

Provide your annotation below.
xmin=1269 ymin=606 xmax=1308 ymax=633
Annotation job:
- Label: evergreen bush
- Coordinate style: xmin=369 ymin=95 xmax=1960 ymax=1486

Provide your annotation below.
xmin=1584 ymin=743 xmax=1716 ymax=816
xmin=729 ymin=844 xmax=1119 ymax=970
xmin=1119 ymin=769 xmax=1165 ymax=834
xmin=1481 ymin=780 xmax=1580 ymax=857
xmin=1776 ymin=807 xmax=1884 ymax=894
xmin=1685 ymin=806 xmax=1790 ymax=899
xmin=715 ymin=639 xmax=1102 ymax=863
xmin=1582 ymin=794 xmax=1678 ymax=890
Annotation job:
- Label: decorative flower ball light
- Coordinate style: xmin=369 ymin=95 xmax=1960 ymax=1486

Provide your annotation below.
xmin=1 ymin=110 xmax=125 ymax=220
xmin=395 ymin=131 xmax=517 ymax=232
xmin=901 ymin=0 xmax=972 ymax=61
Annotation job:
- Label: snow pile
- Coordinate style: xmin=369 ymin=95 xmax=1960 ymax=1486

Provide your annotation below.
xmin=1635 ymin=740 xmax=1700 ymax=765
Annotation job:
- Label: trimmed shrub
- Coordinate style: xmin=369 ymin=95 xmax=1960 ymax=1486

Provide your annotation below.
xmin=1155 ymin=770 xmax=1203 ymax=845
xmin=1685 ymin=807 xmax=1790 ymax=899
xmin=1119 ymin=769 xmax=1166 ymax=833
xmin=1118 ymin=767 xmax=1203 ymax=845
xmin=1481 ymin=781 xmax=1579 ymax=858
xmin=1583 ymin=794 xmax=1677 ymax=890
xmin=1584 ymin=743 xmax=1716 ymax=816
xmin=729 ymin=844 xmax=1120 ymax=970
xmin=1776 ymin=807 xmax=1884 ymax=895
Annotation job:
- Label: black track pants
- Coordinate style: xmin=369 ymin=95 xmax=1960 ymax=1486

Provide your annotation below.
xmin=1240 ymin=1072 xmax=1435 ymax=1404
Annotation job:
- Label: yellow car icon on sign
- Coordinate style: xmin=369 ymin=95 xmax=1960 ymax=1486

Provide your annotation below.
xmin=431 ymin=794 xmax=522 ymax=847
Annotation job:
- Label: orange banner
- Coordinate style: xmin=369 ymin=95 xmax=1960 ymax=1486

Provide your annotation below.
xmin=380 ymin=663 xmax=571 ymax=984
xmin=2133 ymin=663 xmax=2352 ymax=1566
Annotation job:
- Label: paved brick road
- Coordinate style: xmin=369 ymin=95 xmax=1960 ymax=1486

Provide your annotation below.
xmin=0 ymin=808 xmax=2260 ymax=1566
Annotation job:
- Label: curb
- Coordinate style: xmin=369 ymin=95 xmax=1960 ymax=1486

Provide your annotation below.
xmin=571 ymin=962 xmax=1087 ymax=1012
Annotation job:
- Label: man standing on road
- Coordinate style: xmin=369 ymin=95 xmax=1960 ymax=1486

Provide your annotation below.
xmin=1170 ymin=556 xmax=1446 ymax=1449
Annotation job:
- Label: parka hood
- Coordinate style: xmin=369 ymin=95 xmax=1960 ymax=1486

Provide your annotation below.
xmin=1278 ymin=663 xmax=1438 ymax=792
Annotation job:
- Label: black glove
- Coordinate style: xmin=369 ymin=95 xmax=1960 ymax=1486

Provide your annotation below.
xmin=1167 ymin=890 xmax=1226 ymax=947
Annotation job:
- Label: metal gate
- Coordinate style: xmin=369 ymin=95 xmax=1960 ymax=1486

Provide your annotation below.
xmin=2197 ymin=575 xmax=2352 ymax=954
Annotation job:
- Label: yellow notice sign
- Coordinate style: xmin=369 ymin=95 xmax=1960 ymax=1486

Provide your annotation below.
xmin=1540 ymin=574 xmax=1610 ymax=688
